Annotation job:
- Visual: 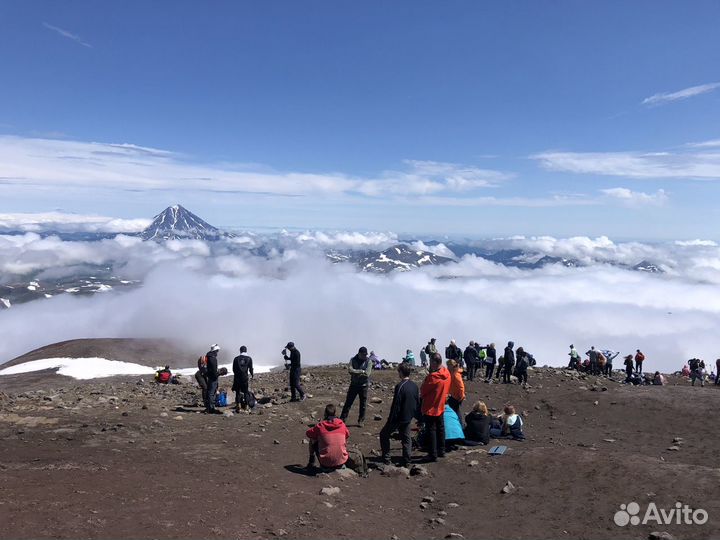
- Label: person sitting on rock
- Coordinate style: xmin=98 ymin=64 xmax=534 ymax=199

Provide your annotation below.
xmin=464 ymin=400 xmax=490 ymax=445
xmin=402 ymin=349 xmax=416 ymax=366
xmin=490 ymin=405 xmax=525 ymax=440
xmin=306 ymin=404 xmax=350 ymax=471
xmin=652 ymin=371 xmax=666 ymax=385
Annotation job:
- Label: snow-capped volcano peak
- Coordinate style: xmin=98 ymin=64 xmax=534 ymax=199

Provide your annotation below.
xmin=140 ymin=205 xmax=227 ymax=241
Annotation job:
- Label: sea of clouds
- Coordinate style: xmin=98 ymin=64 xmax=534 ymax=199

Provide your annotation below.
xmin=1 ymin=219 xmax=720 ymax=373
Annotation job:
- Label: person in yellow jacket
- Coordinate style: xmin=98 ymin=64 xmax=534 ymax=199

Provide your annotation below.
xmin=446 ymin=359 xmax=465 ymax=416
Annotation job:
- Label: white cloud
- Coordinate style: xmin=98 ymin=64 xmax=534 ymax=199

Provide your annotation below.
xmin=0 ymin=136 xmax=510 ymax=200
xmin=600 ymin=187 xmax=668 ymax=207
xmin=532 ymin=146 xmax=720 ymax=180
xmin=642 ymin=82 xmax=720 ymax=106
xmin=0 ymin=212 xmax=150 ymax=233
xmin=674 ymin=239 xmax=718 ymax=247
xmin=293 ymin=231 xmax=398 ymax=250
xmin=42 ymin=22 xmax=92 ymax=48
xmin=2 ymin=239 xmax=720 ymax=374
xmin=686 ymin=139 xmax=720 ymax=148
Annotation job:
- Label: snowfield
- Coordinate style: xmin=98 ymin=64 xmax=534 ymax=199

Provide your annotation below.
xmin=0 ymin=357 xmax=271 ymax=380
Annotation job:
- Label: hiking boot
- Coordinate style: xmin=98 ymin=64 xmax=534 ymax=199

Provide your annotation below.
xmin=381 ymin=455 xmax=392 ymax=465
xmin=300 ymin=395 xmax=307 ymax=402
xmin=357 ymin=420 xmax=364 ymax=428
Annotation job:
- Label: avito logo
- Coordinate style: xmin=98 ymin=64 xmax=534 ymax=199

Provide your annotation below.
xmin=614 ymin=502 xmax=708 ymax=527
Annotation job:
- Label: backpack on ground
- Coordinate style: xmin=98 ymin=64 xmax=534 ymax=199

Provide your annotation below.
xmin=346 ymin=446 xmax=368 ymax=477
xmin=246 ymin=391 xmax=257 ymax=409
xmin=215 ymin=390 xmax=228 ymax=407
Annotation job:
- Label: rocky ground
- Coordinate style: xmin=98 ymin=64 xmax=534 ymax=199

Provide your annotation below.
xmin=1 ymin=357 xmax=719 ymax=540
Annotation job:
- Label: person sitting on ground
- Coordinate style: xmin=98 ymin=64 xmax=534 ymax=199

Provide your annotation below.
xmin=402 ymin=349 xmax=416 ymax=366
xmin=155 ymin=365 xmax=172 ymax=384
xmin=681 ymin=364 xmax=691 ymax=377
xmin=443 ymin=405 xmax=466 ymax=451
xmin=306 ymin=404 xmax=350 ymax=471
xmin=652 ymin=371 xmax=666 ymax=386
xmin=446 ymin=359 xmax=465 ymax=415
xmin=379 ymin=362 xmax=421 ymax=467
xmin=464 ymin=400 xmax=490 ymax=445
xmin=369 ymin=350 xmax=382 ymax=370
xmin=490 ymin=405 xmax=525 ymax=440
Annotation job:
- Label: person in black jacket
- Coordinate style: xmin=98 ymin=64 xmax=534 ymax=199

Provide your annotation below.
xmin=484 ymin=343 xmax=497 ymax=382
xmin=205 ymin=344 xmax=221 ymax=414
xmin=283 ymin=342 xmax=305 ymax=402
xmin=232 ymin=345 xmax=254 ymax=412
xmin=379 ymin=362 xmax=421 ymax=467
xmin=464 ymin=400 xmax=490 ymax=445
xmin=515 ymin=346 xmax=529 ymax=387
xmin=502 ymin=341 xmax=515 ymax=384
xmin=340 ymin=346 xmax=371 ymax=426
xmin=463 ymin=341 xmax=478 ymax=381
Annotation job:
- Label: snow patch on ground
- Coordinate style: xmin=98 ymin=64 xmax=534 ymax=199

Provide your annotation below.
xmin=0 ymin=357 xmax=272 ymax=380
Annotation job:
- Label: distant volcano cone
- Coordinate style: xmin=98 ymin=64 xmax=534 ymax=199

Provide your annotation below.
xmin=140 ymin=205 xmax=227 ymax=241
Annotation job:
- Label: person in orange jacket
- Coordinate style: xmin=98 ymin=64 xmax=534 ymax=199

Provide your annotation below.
xmin=420 ymin=352 xmax=451 ymax=462
xmin=446 ymin=359 xmax=465 ymax=416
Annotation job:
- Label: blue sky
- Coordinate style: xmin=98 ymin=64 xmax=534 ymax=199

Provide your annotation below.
xmin=1 ymin=1 xmax=719 ymax=238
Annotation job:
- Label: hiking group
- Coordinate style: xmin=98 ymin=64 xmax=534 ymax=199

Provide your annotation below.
xmin=305 ymin=344 xmax=526 ymax=474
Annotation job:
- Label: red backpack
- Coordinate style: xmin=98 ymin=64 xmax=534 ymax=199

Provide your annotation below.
xmin=157 ymin=370 xmax=171 ymax=384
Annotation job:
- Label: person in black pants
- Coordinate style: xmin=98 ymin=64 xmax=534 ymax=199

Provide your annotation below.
xmin=502 ymin=341 xmax=515 ymax=384
xmin=340 ymin=346 xmax=371 ymax=426
xmin=379 ymin=362 xmax=421 ymax=467
xmin=204 ymin=344 xmax=221 ymax=413
xmin=283 ymin=342 xmax=305 ymax=401
xmin=420 ymin=353 xmax=451 ymax=462
xmin=232 ymin=345 xmax=254 ymax=412
xmin=484 ymin=343 xmax=497 ymax=381
xmin=464 ymin=341 xmax=478 ymax=381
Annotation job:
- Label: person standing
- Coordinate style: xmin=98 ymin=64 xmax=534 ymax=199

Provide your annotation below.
xmin=232 ymin=345 xmax=254 ymax=412
xmin=515 ymin=347 xmax=530 ymax=387
xmin=484 ymin=343 xmax=496 ymax=382
xmin=586 ymin=346 xmax=598 ymax=375
xmin=502 ymin=341 xmax=515 ymax=384
xmin=623 ymin=354 xmax=634 ymax=383
xmin=420 ymin=353 xmax=451 ymax=462
xmin=379 ymin=363 xmax=421 ymax=467
xmin=205 ymin=344 xmax=221 ymax=414
xmin=715 ymin=358 xmax=720 ymax=385
xmin=635 ymin=349 xmax=645 ymax=374
xmin=340 ymin=346 xmax=371 ymax=427
xmin=568 ymin=345 xmax=580 ymax=370
xmin=426 ymin=338 xmax=438 ymax=357
xmin=283 ymin=342 xmax=305 ymax=402
xmin=446 ymin=360 xmax=465 ymax=415
xmin=419 ymin=346 xmax=428 ymax=369
xmin=464 ymin=341 xmax=478 ymax=381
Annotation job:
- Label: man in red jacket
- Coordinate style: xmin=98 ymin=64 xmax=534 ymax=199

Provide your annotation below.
xmin=306 ymin=404 xmax=350 ymax=470
xmin=420 ymin=353 xmax=451 ymax=462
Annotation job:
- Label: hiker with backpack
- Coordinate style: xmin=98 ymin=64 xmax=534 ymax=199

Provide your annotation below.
xmin=205 ymin=344 xmax=222 ymax=414
xmin=635 ymin=350 xmax=646 ymax=374
xmin=232 ymin=346 xmax=254 ymax=412
xmin=419 ymin=352 xmax=451 ymax=462
xmin=340 ymin=346 xmax=371 ymax=427
xmin=379 ymin=362 xmax=421 ymax=467
xmin=688 ymin=358 xmax=704 ymax=386
xmin=464 ymin=341 xmax=478 ymax=381
xmin=425 ymin=338 xmax=438 ymax=357
xmin=283 ymin=342 xmax=305 ymax=402
xmin=483 ymin=343 xmax=496 ymax=382
xmin=568 ymin=344 xmax=580 ymax=370
xmin=502 ymin=342 xmax=515 ymax=384
xmin=514 ymin=347 xmax=530 ymax=387
xmin=155 ymin=365 xmax=172 ymax=384
xmin=445 ymin=340 xmax=462 ymax=369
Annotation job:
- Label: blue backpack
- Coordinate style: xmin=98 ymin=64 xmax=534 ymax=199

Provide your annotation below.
xmin=215 ymin=390 xmax=228 ymax=407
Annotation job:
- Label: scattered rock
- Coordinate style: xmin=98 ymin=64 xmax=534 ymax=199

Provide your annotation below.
xmin=319 ymin=486 xmax=341 ymax=496
xmin=335 ymin=467 xmax=357 ymax=478
xmin=223 ymin=410 xmax=234 ymax=417
xmin=437 ymin=510 xmax=447 ymax=517
xmin=379 ymin=464 xmax=410 ymax=477
xmin=173 ymin=415 xmax=183 ymax=421
xmin=603 ymin=438 xmax=616 ymax=443
xmin=159 ymin=412 xmax=168 ymax=417
xmin=501 ymin=481 xmax=516 ymax=494
xmin=447 ymin=502 xmax=460 ymax=508
xmin=445 ymin=534 xmax=464 ymax=539
xmin=409 ymin=464 xmax=429 ymax=477
xmin=273 ymin=439 xmax=280 ymax=445
xmin=370 ymin=397 xmax=383 ymax=404
xmin=432 ymin=517 xmax=446 ymax=526
xmin=422 ymin=495 xmax=435 ymax=503
xmin=593 ymin=400 xmax=599 ymax=406
xmin=648 ymin=533 xmax=675 ymax=540
xmin=420 ymin=502 xmax=429 ymax=510
xmin=373 ymin=414 xmax=383 ymax=421
xmin=667 ymin=446 xmax=680 ymax=451
xmin=468 ymin=460 xmax=479 ymax=467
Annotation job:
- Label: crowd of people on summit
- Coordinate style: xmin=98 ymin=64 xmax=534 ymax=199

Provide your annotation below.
xmin=171 ymin=336 xmax=717 ymax=474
